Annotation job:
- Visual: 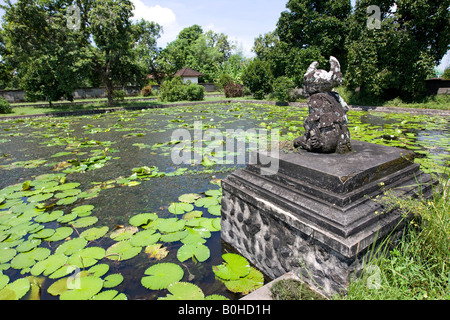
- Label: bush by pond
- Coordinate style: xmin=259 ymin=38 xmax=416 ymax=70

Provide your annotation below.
xmin=159 ymin=76 xmax=205 ymax=102
xmin=0 ymin=97 xmax=12 ymax=114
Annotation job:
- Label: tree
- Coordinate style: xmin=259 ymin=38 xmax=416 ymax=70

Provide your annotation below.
xmin=241 ymin=59 xmax=273 ymax=99
xmin=88 ymin=0 xmax=135 ymax=106
xmin=0 ymin=0 xmax=89 ymax=104
xmin=345 ymin=0 xmax=450 ymax=100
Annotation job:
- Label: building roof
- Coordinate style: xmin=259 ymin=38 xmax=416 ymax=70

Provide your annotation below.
xmin=174 ymin=67 xmax=204 ymax=78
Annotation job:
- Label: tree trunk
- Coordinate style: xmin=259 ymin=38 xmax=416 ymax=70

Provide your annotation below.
xmin=105 ymin=58 xmax=114 ymax=107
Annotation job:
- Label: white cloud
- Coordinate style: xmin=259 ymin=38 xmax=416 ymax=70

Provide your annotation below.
xmin=132 ymin=0 xmax=176 ymax=26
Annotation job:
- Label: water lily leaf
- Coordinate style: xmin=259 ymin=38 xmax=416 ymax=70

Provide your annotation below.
xmin=195 ymin=197 xmax=219 ymax=208
xmin=71 ymin=205 xmax=95 ymax=217
xmin=105 ymin=241 xmax=141 ymax=261
xmin=177 ymin=243 xmax=210 ymax=263
xmin=222 ymin=267 xmax=264 ymax=294
xmin=60 ymin=276 xmax=104 ymax=300
xmin=202 ymin=155 xmax=216 ymax=167
xmin=80 ymin=226 xmax=109 ymax=241
xmin=0 ymin=274 xmax=9 ymax=290
xmin=207 ymin=204 xmax=221 ymax=216
xmin=47 ymin=277 xmax=70 ymax=295
xmin=159 ymin=282 xmax=204 ymax=300
xmin=103 ymin=273 xmax=124 ymax=288
xmin=27 ymin=193 xmax=54 ymax=203
xmin=205 ymin=294 xmax=229 ymax=300
xmin=34 ymin=210 xmax=64 ymax=223
xmin=45 ymin=227 xmax=74 ymax=242
xmin=54 ymin=189 xmax=81 ymax=199
xmin=88 ymin=264 xmax=110 ymax=277
xmin=159 ymin=230 xmax=188 ymax=243
xmin=141 ymin=263 xmax=184 ymax=290
xmin=110 ymin=226 xmax=138 ymax=241
xmin=212 ymin=253 xmax=250 ymax=281
xmin=182 ymin=210 xmax=203 ymax=221
xmin=10 ymin=248 xmax=51 ymax=270
xmin=129 ymin=213 xmax=158 ymax=227
xmin=144 ymin=244 xmax=169 ymax=260
xmin=205 ymin=189 xmax=222 ymax=198
xmin=55 ymin=237 xmax=88 ymax=256
xmin=130 ymin=230 xmax=161 ymax=247
xmin=57 ymin=212 xmax=78 ymax=223
xmin=56 ymin=196 xmax=78 ymax=206
xmin=168 ymin=202 xmax=194 ymax=215
xmin=91 ymin=289 xmax=120 ymax=300
xmin=0 ymin=248 xmax=16 ymax=264
xmin=178 ymin=193 xmax=201 ymax=203
xmin=51 ymin=151 xmax=73 ymax=158
xmin=212 ymin=218 xmax=221 ymax=231
xmin=56 ymin=182 xmax=81 ymax=191
xmin=68 ymin=247 xmax=105 ymax=268
xmin=158 ymin=218 xmax=186 ymax=234
xmin=30 ymin=228 xmax=55 ymax=239
xmin=71 ymin=216 xmax=98 ymax=228
xmin=31 ymin=254 xmax=68 ymax=276
xmin=0 ymin=278 xmax=30 ymax=300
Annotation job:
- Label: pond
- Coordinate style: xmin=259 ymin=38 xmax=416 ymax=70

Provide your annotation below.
xmin=0 ymin=102 xmax=449 ymax=300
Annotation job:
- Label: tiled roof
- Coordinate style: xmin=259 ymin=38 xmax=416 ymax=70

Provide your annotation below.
xmin=174 ymin=67 xmax=204 ymax=77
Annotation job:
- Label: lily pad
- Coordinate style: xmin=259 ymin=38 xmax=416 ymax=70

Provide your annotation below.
xmin=56 ymin=196 xmax=78 ymax=206
xmin=177 ymin=243 xmax=210 ymax=263
xmin=88 ymin=264 xmax=110 ymax=277
xmin=222 ymin=267 xmax=264 ymax=295
xmin=141 ymin=263 xmax=184 ymax=290
xmin=0 ymin=248 xmax=17 ymax=264
xmin=178 ymin=193 xmax=201 ymax=203
xmin=130 ymin=230 xmax=161 ymax=247
xmin=57 ymin=212 xmax=78 ymax=223
xmin=80 ymin=226 xmax=109 ymax=241
xmin=71 ymin=205 xmax=95 ymax=217
xmin=158 ymin=218 xmax=186 ymax=234
xmin=71 ymin=216 xmax=98 ymax=228
xmin=27 ymin=193 xmax=54 ymax=203
xmin=105 ymin=241 xmax=142 ymax=261
xmin=207 ymin=204 xmax=222 ymax=216
xmin=55 ymin=237 xmax=88 ymax=256
xmin=45 ymin=227 xmax=74 ymax=242
xmin=159 ymin=282 xmax=204 ymax=300
xmin=168 ymin=202 xmax=194 ymax=215
xmin=60 ymin=276 xmax=104 ymax=300
xmin=129 ymin=213 xmax=158 ymax=227
xmin=145 ymin=244 xmax=169 ymax=260
xmin=68 ymin=247 xmax=105 ymax=268
xmin=0 ymin=278 xmax=30 ymax=300
xmin=212 ymin=253 xmax=251 ymax=281
xmin=103 ymin=273 xmax=124 ymax=288
xmin=195 ymin=197 xmax=219 ymax=208
xmin=110 ymin=226 xmax=138 ymax=241
xmin=31 ymin=254 xmax=68 ymax=276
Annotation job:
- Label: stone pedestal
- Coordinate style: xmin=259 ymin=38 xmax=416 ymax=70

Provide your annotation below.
xmin=220 ymin=141 xmax=436 ymax=297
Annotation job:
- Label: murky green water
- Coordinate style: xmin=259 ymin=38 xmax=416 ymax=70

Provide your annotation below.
xmin=0 ymin=103 xmax=449 ymax=300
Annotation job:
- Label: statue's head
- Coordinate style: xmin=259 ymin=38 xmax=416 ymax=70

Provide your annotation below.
xmin=303 ymin=56 xmax=343 ymax=96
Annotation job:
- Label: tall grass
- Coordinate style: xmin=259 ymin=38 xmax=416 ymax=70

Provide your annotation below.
xmin=344 ymin=175 xmax=450 ymax=300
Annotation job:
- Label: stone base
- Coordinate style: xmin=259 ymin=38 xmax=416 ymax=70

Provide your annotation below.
xmin=220 ymin=141 xmax=436 ymax=297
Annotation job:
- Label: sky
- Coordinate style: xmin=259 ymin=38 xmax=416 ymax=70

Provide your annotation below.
xmin=0 ymin=0 xmax=448 ymax=71
xmin=131 ymin=0 xmax=288 ymax=57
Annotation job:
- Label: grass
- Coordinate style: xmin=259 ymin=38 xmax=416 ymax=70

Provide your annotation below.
xmin=270 ymin=279 xmax=326 ymax=300
xmin=343 ymin=175 xmax=450 ymax=300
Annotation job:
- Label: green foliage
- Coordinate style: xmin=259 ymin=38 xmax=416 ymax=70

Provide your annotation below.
xmin=141 ymin=85 xmax=153 ymax=97
xmin=113 ymin=90 xmax=126 ymax=102
xmin=224 ymin=83 xmax=244 ymax=98
xmin=271 ymin=77 xmax=296 ymax=102
xmin=159 ymin=76 xmax=204 ymax=102
xmin=241 ymin=59 xmax=273 ymax=99
xmin=442 ymin=68 xmax=450 ymax=80
xmin=0 ymin=97 xmax=12 ymax=114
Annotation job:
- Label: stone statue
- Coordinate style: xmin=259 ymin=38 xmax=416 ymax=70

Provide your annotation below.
xmin=293 ymin=56 xmax=352 ymax=154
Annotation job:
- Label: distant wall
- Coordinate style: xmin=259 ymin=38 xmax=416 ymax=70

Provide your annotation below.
xmin=1 ymin=83 xmax=217 ymax=103
xmin=0 ymin=86 xmax=140 ymax=103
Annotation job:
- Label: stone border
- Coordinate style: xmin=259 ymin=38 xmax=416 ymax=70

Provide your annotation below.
xmin=0 ymin=99 xmax=448 ymax=121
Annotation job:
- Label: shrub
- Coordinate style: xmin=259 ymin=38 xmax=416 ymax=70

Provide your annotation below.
xmin=224 ymin=83 xmax=244 ymax=98
xmin=216 ymin=73 xmax=233 ymax=92
xmin=0 ymin=97 xmax=12 ymax=114
xmin=141 ymin=85 xmax=153 ymax=97
xmin=113 ymin=90 xmax=126 ymax=102
xmin=185 ymin=82 xmax=204 ymax=101
xmin=159 ymin=76 xmax=204 ymax=102
xmin=442 ymin=68 xmax=450 ymax=80
xmin=241 ymin=59 xmax=272 ymax=100
xmin=272 ymin=76 xmax=295 ymax=102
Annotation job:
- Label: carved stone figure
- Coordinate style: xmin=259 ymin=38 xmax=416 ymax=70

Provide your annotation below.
xmin=294 ymin=57 xmax=352 ymax=154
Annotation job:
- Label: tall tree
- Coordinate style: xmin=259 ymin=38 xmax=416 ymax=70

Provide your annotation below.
xmin=88 ymin=0 xmax=135 ymax=106
xmin=0 ymin=0 xmax=89 ymax=104
xmin=345 ymin=0 xmax=450 ymax=99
